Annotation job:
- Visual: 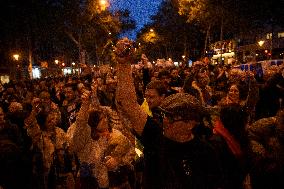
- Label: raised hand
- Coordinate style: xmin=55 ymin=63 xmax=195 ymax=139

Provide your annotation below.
xmin=31 ymin=97 xmax=42 ymax=113
xmin=104 ymin=156 xmax=119 ymax=171
xmin=90 ymin=78 xmax=102 ymax=109
xmin=91 ymin=79 xmax=99 ymax=94
xmin=114 ymin=38 xmax=135 ymax=64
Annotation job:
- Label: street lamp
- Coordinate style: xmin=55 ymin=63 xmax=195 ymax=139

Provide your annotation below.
xmin=258 ymin=40 xmax=265 ymax=47
xmin=150 ymin=29 xmax=154 ymax=32
xmin=55 ymin=59 xmax=59 ymax=64
xmin=100 ymin=0 xmax=107 ymax=5
xmin=12 ymin=54 xmax=20 ymax=80
xmin=13 ymin=54 xmax=20 ymax=61
xmin=182 ymin=55 xmax=186 ymax=59
xmin=99 ymin=0 xmax=109 ymax=11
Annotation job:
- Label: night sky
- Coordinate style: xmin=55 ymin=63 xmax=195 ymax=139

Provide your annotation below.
xmin=110 ymin=0 xmax=163 ymax=39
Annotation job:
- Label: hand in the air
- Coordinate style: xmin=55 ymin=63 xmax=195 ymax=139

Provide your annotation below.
xmin=104 ymin=156 xmax=119 ymax=171
xmin=31 ymin=97 xmax=42 ymax=113
xmin=114 ymin=38 xmax=134 ymax=63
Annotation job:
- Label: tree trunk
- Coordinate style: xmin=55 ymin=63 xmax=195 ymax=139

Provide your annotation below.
xmin=79 ymin=44 xmax=86 ymax=65
xmin=65 ymin=30 xmax=86 ymax=65
xmin=184 ymin=36 xmax=187 ymax=56
xmin=220 ymin=0 xmax=224 ymax=41
xmin=165 ymin=45 xmax=169 ymax=59
xmin=204 ymin=25 xmax=211 ymax=56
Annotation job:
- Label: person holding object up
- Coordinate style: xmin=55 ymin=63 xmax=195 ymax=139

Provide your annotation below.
xmin=70 ymin=86 xmax=135 ymax=189
xmin=114 ymin=38 xmax=224 ymax=189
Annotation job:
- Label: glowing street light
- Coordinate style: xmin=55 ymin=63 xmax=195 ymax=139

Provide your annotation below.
xmin=13 ymin=54 xmax=19 ymax=61
xmin=258 ymin=40 xmax=265 ymax=47
xmin=72 ymin=62 xmax=76 ymax=66
xmin=182 ymin=55 xmax=186 ymax=59
xmin=150 ymin=29 xmax=154 ymax=32
xmin=100 ymin=0 xmax=107 ymax=6
xmin=12 ymin=54 xmax=20 ymax=80
xmin=99 ymin=0 xmax=109 ymax=11
xmin=55 ymin=59 xmax=59 ymax=64
xmin=108 ymin=32 xmax=112 ymax=35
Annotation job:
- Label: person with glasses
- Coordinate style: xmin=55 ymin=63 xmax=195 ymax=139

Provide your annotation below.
xmin=115 ymin=38 xmax=223 ymax=189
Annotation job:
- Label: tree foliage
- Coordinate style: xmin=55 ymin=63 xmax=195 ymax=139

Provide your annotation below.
xmin=47 ymin=0 xmax=121 ymax=64
xmin=177 ymin=0 xmax=208 ymax=23
xmin=137 ymin=0 xmax=204 ymax=61
xmin=114 ymin=9 xmax=136 ymax=34
xmin=176 ymin=0 xmax=284 ymax=43
xmin=0 ymin=0 xmax=135 ymax=67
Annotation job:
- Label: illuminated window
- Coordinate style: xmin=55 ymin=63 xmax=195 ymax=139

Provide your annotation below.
xmin=0 ymin=75 xmax=10 ymax=84
xmin=63 ymin=68 xmax=72 ymax=75
xmin=278 ymin=32 xmax=284 ymax=38
xmin=32 ymin=68 xmax=41 ymax=79
xmin=266 ymin=33 xmax=272 ymax=39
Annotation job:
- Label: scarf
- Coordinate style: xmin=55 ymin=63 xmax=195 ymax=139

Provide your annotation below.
xmin=213 ymin=119 xmax=243 ymax=158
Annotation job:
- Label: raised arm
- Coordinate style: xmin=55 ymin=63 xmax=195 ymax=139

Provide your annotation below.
xmin=24 ymin=98 xmax=43 ymax=146
xmin=71 ymin=90 xmax=92 ymax=153
xmin=115 ymin=38 xmax=148 ymax=135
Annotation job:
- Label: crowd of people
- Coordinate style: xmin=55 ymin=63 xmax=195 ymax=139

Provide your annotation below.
xmin=0 ymin=38 xmax=284 ymax=189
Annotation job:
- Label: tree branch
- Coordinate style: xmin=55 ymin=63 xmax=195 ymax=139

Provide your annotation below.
xmin=65 ymin=30 xmax=79 ymax=46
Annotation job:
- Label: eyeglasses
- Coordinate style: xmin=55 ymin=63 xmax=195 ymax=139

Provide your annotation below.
xmin=167 ymin=116 xmax=190 ymax=124
xmin=158 ymin=107 xmax=189 ymax=124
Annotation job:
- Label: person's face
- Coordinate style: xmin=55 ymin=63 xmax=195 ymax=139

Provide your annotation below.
xmin=171 ymin=69 xmax=179 ymax=78
xmin=57 ymin=83 xmax=64 ymax=91
xmin=0 ymin=108 xmax=5 ymax=125
xmin=163 ymin=115 xmax=196 ymax=141
xmin=64 ymin=87 xmax=75 ymax=101
xmin=151 ymin=76 xmax=158 ymax=81
xmin=228 ymin=85 xmax=240 ymax=103
xmin=106 ymin=78 xmax=117 ymax=93
xmin=153 ymin=71 xmax=159 ymax=78
xmin=160 ymin=76 xmax=171 ymax=85
xmin=184 ymin=69 xmax=190 ymax=77
xmin=77 ymin=83 xmax=85 ymax=93
xmin=41 ymin=97 xmax=51 ymax=109
xmin=91 ymin=115 xmax=109 ymax=140
xmin=145 ymin=89 xmax=165 ymax=110
xmin=197 ymin=70 xmax=210 ymax=87
xmin=45 ymin=113 xmax=59 ymax=130
xmin=34 ymin=84 xmax=40 ymax=90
